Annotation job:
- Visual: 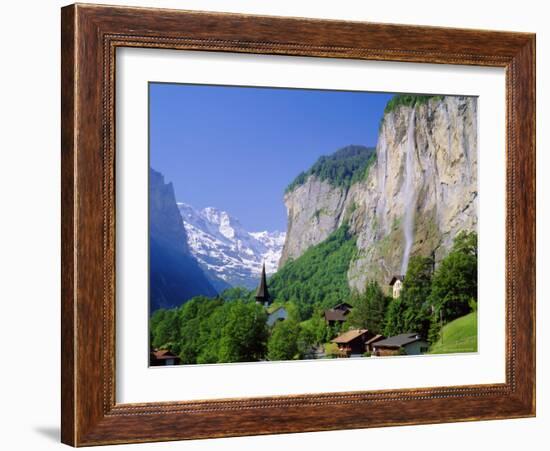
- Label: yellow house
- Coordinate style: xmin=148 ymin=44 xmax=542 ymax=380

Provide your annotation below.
xmin=389 ymin=275 xmax=404 ymax=299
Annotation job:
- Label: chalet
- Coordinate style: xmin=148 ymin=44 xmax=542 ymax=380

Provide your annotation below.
xmin=331 ymin=329 xmax=374 ymax=357
xmin=324 ymin=302 xmax=353 ymax=326
xmin=372 ymin=333 xmax=429 ymax=356
xmin=389 ymin=275 xmax=405 ymax=299
xmin=267 ymin=306 xmax=288 ymax=327
xmin=150 ymin=349 xmax=180 ymax=366
xmin=365 ymin=334 xmax=385 ymax=353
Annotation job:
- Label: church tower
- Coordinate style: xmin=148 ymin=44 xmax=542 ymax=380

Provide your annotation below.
xmin=255 ymin=263 xmax=271 ymax=307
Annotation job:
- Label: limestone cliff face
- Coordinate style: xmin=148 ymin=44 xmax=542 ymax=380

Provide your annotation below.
xmin=279 ymin=96 xmax=478 ymax=292
xmin=279 ymin=177 xmax=348 ymax=265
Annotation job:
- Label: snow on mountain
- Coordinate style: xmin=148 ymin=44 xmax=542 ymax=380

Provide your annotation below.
xmin=177 ymin=202 xmax=286 ymax=290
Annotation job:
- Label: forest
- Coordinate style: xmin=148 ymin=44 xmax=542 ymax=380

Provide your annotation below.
xmin=383 ymin=94 xmax=444 ymax=114
xmin=285 ymin=145 xmax=376 ymax=193
xmin=150 ymin=230 xmax=478 ymax=364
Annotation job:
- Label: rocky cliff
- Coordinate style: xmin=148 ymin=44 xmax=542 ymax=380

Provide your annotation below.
xmin=149 ymin=168 xmax=217 ymax=311
xmin=280 ymin=176 xmax=348 ymax=265
xmin=280 ymin=96 xmax=478 ymax=293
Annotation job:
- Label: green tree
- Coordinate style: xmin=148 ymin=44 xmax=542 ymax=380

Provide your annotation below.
xmin=384 ymin=297 xmax=406 ymax=337
xmin=178 ymin=296 xmax=222 ymax=364
xmin=219 ymin=286 xmax=252 ymax=303
xmin=297 ymin=324 xmax=317 ymax=358
xmin=429 ymin=231 xmax=478 ymax=323
xmin=324 ymin=342 xmax=340 ymax=359
xmin=268 ymin=320 xmax=300 ymax=361
xmin=367 ymin=282 xmax=388 ymax=334
xmin=150 ymin=308 xmax=181 ymax=352
xmin=401 ymin=255 xmax=434 ymax=337
xmin=282 ymin=301 xmax=301 ymax=323
xmin=347 ymin=281 xmax=387 ymax=334
xmin=303 ymin=308 xmax=332 ymax=344
xmin=150 ymin=295 xmax=269 ymax=365
xmin=195 ymin=302 xmax=232 ymax=364
xmin=218 ymin=301 xmax=268 ymax=363
xmin=286 ymin=145 xmax=376 ymax=192
xmin=346 ymin=290 xmax=368 ymax=329
xmin=383 ymin=95 xmax=443 ymax=114
xmin=268 ymin=224 xmax=357 ymax=319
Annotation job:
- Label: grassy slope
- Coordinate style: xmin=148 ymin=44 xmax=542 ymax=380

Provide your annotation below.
xmin=429 ymin=312 xmax=477 ymax=354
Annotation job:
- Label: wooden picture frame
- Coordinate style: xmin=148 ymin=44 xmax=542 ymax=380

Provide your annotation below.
xmin=61 ymin=3 xmax=536 ymax=446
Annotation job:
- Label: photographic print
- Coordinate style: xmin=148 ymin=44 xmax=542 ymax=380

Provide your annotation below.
xmin=148 ymin=83 xmax=478 ymax=366
xmin=61 ymin=7 xmax=535 ymax=443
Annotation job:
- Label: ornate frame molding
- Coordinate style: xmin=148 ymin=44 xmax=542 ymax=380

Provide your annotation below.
xmin=61 ymin=4 xmax=535 ymax=446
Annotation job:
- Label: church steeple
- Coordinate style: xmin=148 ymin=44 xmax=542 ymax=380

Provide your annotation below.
xmin=255 ymin=263 xmax=271 ymax=307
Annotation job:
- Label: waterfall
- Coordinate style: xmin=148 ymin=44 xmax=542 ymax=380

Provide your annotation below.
xmin=400 ymin=109 xmax=417 ymax=275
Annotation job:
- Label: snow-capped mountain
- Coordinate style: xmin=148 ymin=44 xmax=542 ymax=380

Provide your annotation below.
xmin=177 ymin=202 xmax=286 ymax=290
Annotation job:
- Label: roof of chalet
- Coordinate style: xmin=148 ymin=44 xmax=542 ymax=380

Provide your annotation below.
xmin=324 ymin=309 xmax=349 ymax=322
xmin=331 ymin=329 xmax=370 ymax=344
xmin=365 ymin=334 xmax=385 ymax=345
xmin=372 ymin=333 xmax=424 ymax=348
xmin=389 ymin=275 xmax=405 ymax=286
xmin=151 ymin=350 xmax=179 ymax=360
xmin=333 ymin=302 xmax=352 ymax=311
xmin=324 ymin=303 xmax=352 ymax=322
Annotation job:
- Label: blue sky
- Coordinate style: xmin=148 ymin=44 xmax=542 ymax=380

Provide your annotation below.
xmin=149 ymin=83 xmax=393 ymax=231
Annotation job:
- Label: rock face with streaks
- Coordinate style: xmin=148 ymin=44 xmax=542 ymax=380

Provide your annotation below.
xmin=280 ymin=96 xmax=478 ymax=293
xmin=280 ymin=177 xmax=348 ymax=265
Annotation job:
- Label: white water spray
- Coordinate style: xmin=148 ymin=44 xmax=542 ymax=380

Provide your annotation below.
xmin=400 ymin=109 xmax=417 ymax=275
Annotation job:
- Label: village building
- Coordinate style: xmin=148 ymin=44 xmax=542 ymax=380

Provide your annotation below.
xmin=372 ymin=333 xmax=429 ymax=356
xmin=267 ymin=306 xmax=288 ymax=327
xmin=254 ymin=262 xmax=288 ymax=326
xmin=323 ymin=302 xmax=352 ymax=326
xmin=365 ymin=334 xmax=385 ymax=353
xmin=150 ymin=349 xmax=180 ymax=366
xmin=331 ymin=329 xmax=374 ymax=357
xmin=255 ymin=263 xmax=272 ymax=307
xmin=389 ymin=275 xmax=405 ymax=299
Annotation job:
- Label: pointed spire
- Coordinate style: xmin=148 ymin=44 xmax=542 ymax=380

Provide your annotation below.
xmin=255 ymin=263 xmax=271 ymax=306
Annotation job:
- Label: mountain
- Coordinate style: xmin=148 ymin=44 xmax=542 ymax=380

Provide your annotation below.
xmin=280 ymin=95 xmax=478 ymax=294
xmin=149 ymin=169 xmax=217 ymax=311
xmin=177 ymin=202 xmax=285 ymax=290
xmin=280 ymin=145 xmax=375 ymax=265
